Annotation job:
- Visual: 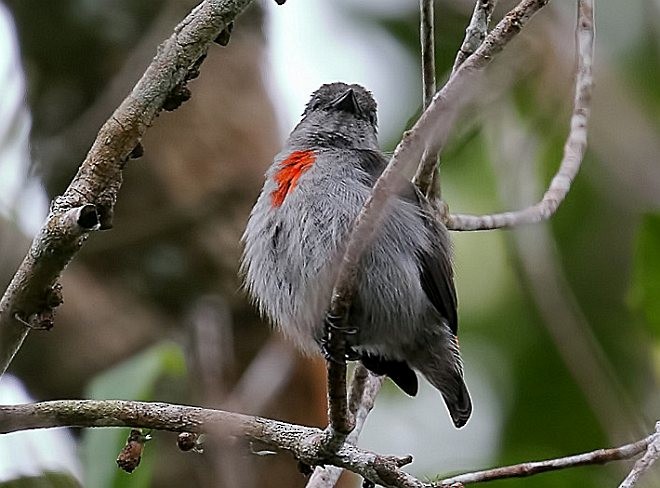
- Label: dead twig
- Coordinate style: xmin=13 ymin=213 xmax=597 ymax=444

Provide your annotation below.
xmin=439 ymin=431 xmax=655 ymax=486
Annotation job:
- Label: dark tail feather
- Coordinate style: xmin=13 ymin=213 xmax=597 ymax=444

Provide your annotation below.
xmin=444 ymin=376 xmax=472 ymax=428
xmin=360 ymin=354 xmax=419 ymax=397
xmin=416 ymin=363 xmax=472 ymax=428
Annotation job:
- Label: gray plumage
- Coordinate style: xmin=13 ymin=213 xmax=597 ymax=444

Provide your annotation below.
xmin=241 ymin=82 xmax=471 ymax=427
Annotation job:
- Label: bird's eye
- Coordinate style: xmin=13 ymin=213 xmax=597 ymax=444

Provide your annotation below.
xmin=310 ymin=99 xmax=322 ymax=110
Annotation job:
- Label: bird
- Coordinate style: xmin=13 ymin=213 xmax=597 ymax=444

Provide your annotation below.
xmin=241 ymin=82 xmax=471 ymax=427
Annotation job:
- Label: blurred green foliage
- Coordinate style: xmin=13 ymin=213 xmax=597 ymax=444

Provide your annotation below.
xmin=632 ymin=214 xmax=660 ymax=339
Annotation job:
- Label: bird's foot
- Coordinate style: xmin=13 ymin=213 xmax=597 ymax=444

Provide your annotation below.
xmin=321 ymin=312 xmax=359 ymax=363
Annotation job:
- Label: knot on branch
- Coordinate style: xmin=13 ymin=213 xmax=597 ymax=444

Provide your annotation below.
xmin=214 ymin=21 xmax=234 ymax=46
xmin=372 ymin=454 xmax=415 ymax=486
xmin=14 ymin=283 xmax=65 ymax=331
xmin=76 ymin=204 xmax=100 ymax=230
xmin=163 ymin=53 xmax=207 ymax=112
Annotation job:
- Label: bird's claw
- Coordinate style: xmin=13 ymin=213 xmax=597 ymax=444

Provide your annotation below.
xmin=321 ymin=312 xmax=359 ymax=363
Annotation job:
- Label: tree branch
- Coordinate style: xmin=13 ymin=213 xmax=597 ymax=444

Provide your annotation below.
xmin=1 ymin=401 xmax=655 ymax=487
xmin=0 ymin=400 xmax=421 ymax=488
xmin=487 ymin=105 xmax=642 ymax=442
xmin=447 ymin=0 xmax=594 ymax=230
xmin=0 ymin=0 xmax=254 ymax=377
xmin=439 ymin=430 xmax=656 ymax=486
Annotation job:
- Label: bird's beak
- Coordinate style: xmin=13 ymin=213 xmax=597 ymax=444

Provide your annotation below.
xmin=330 ymin=88 xmax=361 ymax=115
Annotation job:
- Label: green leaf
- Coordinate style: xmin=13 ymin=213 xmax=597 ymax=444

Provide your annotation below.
xmin=80 ymin=342 xmax=185 ymax=488
xmin=631 ymin=213 xmax=660 ymax=338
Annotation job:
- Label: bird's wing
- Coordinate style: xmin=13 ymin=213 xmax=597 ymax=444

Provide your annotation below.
xmin=355 ymin=149 xmax=458 ymax=333
xmin=416 ymin=227 xmax=458 ymax=333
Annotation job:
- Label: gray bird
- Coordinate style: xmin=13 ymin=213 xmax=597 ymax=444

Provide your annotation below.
xmin=241 ymin=82 xmax=471 ymax=427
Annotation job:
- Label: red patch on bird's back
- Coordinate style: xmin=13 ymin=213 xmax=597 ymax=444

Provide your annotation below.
xmin=271 ymin=150 xmax=316 ymax=207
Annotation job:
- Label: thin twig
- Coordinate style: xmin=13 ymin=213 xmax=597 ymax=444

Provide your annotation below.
xmin=447 ymin=0 xmax=594 ymax=230
xmin=452 ymin=0 xmax=499 ymax=74
xmin=420 ymin=0 xmax=436 ymax=109
xmin=412 ymin=0 xmax=439 ymax=199
xmin=618 ymin=422 xmax=660 ymax=488
xmin=439 ymin=432 xmax=655 ymax=486
xmin=414 ymin=0 xmax=498 ymax=199
xmin=0 ymin=0 xmax=254 ymax=377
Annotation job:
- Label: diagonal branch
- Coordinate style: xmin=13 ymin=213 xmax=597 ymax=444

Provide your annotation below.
xmin=439 ymin=430 xmax=656 ymax=486
xmin=0 ymin=0 xmax=254 ymax=377
xmin=447 ymin=0 xmax=594 ymax=231
xmin=324 ymin=0 xmax=550 ymax=442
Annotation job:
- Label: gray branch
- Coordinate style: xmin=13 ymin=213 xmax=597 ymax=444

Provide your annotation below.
xmin=0 ymin=400 xmax=422 ymax=488
xmin=0 ymin=401 xmax=655 ymax=488
xmin=0 ymin=0 xmax=254 ymax=376
xmin=439 ymin=429 xmax=656 ymax=486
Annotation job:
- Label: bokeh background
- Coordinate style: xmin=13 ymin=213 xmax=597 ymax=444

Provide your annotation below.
xmin=0 ymin=0 xmax=659 ymax=487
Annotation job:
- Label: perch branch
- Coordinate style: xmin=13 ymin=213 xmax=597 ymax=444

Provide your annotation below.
xmin=0 ymin=400 xmax=421 ymax=488
xmin=1 ymin=401 xmax=656 ymax=487
xmin=446 ymin=0 xmax=594 ymax=230
xmin=0 ymin=0 xmax=254 ymax=376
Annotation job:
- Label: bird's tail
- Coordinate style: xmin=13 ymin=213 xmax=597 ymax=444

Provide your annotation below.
xmin=412 ymin=341 xmax=472 ymax=428
xmin=435 ymin=371 xmax=472 ymax=428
